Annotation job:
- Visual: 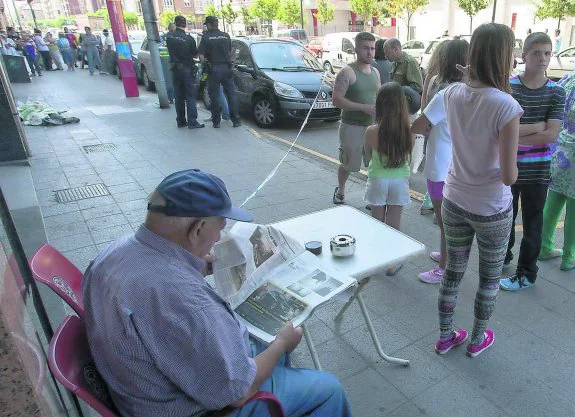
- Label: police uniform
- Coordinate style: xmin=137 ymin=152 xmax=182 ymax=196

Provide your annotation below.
xmin=198 ymin=26 xmax=241 ymax=127
xmin=166 ymin=28 xmax=202 ymax=128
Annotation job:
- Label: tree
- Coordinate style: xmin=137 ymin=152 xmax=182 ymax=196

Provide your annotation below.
xmin=205 ymin=3 xmax=221 ymax=18
xmin=250 ymin=0 xmax=280 ymax=36
xmin=535 ymin=0 xmax=575 ymax=29
xmin=350 ymin=0 xmax=379 ymax=31
xmin=277 ymin=0 xmax=301 ymax=28
xmin=88 ymin=9 xmax=111 ymax=27
xmin=314 ymin=0 xmax=335 ymax=34
xmin=240 ymin=5 xmax=255 ymax=25
xmin=387 ymin=0 xmax=429 ymax=40
xmin=220 ymin=3 xmax=238 ymax=33
xmin=123 ymin=11 xmax=139 ymax=29
xmin=159 ymin=9 xmax=178 ymax=29
xmin=457 ymin=0 xmax=489 ymax=33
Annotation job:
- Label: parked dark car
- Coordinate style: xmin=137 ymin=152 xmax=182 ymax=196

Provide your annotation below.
xmin=229 ymin=38 xmax=340 ymax=128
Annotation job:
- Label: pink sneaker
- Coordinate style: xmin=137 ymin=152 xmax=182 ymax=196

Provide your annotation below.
xmin=430 ymin=251 xmax=441 ymax=262
xmin=435 ymin=329 xmax=468 ymax=355
xmin=466 ymin=329 xmax=495 ymax=357
xmin=418 ymin=267 xmax=444 ymax=283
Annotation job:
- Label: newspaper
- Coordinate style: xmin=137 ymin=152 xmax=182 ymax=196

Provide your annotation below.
xmin=213 ymin=223 xmax=357 ymax=343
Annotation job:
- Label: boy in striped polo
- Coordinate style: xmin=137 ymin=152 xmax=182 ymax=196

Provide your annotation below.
xmin=500 ymin=32 xmax=566 ymax=291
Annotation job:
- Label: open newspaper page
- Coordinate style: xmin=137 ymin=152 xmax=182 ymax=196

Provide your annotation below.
xmin=213 ymin=223 xmax=305 ymax=300
xmin=231 ymin=251 xmax=356 ymax=344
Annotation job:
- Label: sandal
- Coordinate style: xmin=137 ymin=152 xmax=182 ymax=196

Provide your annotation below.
xmin=333 ymin=187 xmax=344 ymax=205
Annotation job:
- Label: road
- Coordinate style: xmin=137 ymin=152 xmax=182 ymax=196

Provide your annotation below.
xmin=239 ymin=117 xmax=429 ymax=199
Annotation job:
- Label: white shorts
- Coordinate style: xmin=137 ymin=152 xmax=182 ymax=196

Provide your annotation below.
xmin=364 ymin=177 xmax=411 ymax=206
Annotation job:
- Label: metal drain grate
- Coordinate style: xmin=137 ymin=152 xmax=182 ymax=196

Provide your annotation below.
xmin=55 ymin=184 xmax=110 ymax=203
xmin=82 ymin=143 xmax=117 ymax=153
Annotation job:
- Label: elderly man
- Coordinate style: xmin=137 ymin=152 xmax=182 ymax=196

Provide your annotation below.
xmin=82 ymin=169 xmax=353 ymax=417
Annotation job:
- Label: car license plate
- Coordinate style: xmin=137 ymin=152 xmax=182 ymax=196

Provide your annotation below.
xmin=313 ymin=101 xmax=334 ymax=109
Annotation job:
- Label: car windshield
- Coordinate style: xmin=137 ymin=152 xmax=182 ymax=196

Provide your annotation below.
xmin=251 ymin=42 xmax=323 ymax=71
xmin=130 ymin=40 xmax=143 ymax=55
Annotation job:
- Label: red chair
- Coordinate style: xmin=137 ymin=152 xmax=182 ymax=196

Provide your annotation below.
xmin=49 ymin=315 xmax=286 ymax=417
xmin=30 ymin=243 xmax=85 ymax=318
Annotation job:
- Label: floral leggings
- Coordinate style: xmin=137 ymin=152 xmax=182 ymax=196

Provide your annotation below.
xmin=439 ymin=199 xmax=513 ymax=345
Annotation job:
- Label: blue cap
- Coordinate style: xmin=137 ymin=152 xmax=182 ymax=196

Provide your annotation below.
xmin=148 ymin=169 xmax=253 ymax=222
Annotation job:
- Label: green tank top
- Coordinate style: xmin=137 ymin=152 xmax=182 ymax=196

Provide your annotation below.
xmin=341 ymin=63 xmax=378 ymax=126
xmin=367 ymin=150 xmax=410 ymax=178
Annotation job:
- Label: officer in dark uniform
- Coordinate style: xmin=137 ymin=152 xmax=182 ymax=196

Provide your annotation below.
xmin=166 ymin=15 xmax=204 ymax=129
xmin=198 ymin=16 xmax=241 ymax=128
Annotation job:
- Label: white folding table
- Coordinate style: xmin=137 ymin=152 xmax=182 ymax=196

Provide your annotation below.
xmin=274 ymin=206 xmax=425 ymax=369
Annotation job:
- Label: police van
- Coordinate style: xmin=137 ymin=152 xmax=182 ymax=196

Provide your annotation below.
xmin=321 ymin=32 xmax=382 ymax=74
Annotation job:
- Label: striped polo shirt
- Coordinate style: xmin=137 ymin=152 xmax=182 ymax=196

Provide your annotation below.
xmin=510 ymin=75 xmax=566 ymax=184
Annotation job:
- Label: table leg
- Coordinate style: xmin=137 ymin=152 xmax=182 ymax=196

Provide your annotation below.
xmin=334 ymin=279 xmax=370 ymax=322
xmin=302 ymin=324 xmax=322 ymax=370
xmin=356 ymin=292 xmax=410 ymax=366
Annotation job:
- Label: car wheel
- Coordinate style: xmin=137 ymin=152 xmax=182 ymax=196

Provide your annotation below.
xmin=202 ymin=84 xmax=211 ymax=110
xmin=323 ymin=61 xmax=333 ymax=74
xmin=142 ymin=67 xmax=155 ymax=91
xmin=252 ymin=95 xmax=278 ymax=128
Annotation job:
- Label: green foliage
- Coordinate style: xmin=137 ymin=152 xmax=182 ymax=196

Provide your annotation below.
xmin=350 ymin=0 xmax=379 ymax=25
xmin=123 ymin=11 xmax=139 ymax=28
xmin=205 ymin=3 xmax=221 ymax=18
xmin=387 ymin=0 xmax=429 ymax=38
xmin=250 ymin=0 xmax=279 ymax=36
xmin=88 ymin=9 xmax=111 ymax=27
xmin=314 ymin=0 xmax=335 ymax=30
xmin=535 ymin=0 xmax=575 ymax=27
xmin=138 ymin=16 xmax=145 ymax=28
xmin=159 ymin=9 xmax=178 ymax=29
xmin=240 ymin=5 xmax=256 ymax=25
xmin=277 ymin=0 xmax=301 ymax=28
xmin=457 ymin=0 xmax=489 ymax=32
xmin=35 ymin=15 xmax=77 ymax=29
xmin=220 ymin=3 xmax=238 ymax=26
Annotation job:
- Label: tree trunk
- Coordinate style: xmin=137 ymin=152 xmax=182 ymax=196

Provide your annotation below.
xmin=407 ymin=14 xmax=411 ymax=40
xmin=558 ymin=18 xmax=562 ymax=29
xmin=470 ymin=16 xmax=472 ymax=34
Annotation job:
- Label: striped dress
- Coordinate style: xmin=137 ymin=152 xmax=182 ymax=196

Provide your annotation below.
xmin=510 ymin=75 xmax=566 ymax=185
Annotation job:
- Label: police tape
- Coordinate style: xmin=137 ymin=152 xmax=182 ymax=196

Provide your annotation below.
xmin=240 ymin=70 xmax=330 ymax=207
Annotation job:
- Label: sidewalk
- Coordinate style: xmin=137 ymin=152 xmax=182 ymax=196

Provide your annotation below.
xmin=13 ymin=71 xmax=575 ymax=417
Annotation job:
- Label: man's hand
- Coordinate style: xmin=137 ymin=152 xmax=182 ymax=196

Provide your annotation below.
xmin=361 ymin=104 xmax=376 ymax=116
xmin=275 ymin=322 xmax=303 ymax=353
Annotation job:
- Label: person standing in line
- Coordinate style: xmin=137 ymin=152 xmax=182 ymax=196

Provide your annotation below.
xmin=200 ymin=23 xmax=230 ymax=124
xmin=371 ymin=38 xmax=390 ymax=85
xmin=499 ymin=32 xmax=566 ymax=291
xmin=411 ymin=39 xmax=469 ymax=284
xmin=434 ymin=23 xmax=522 ymax=358
xmin=384 ymin=38 xmax=425 ymax=175
xmin=364 ymin=82 xmax=413 ymax=275
xmin=56 ymin=33 xmax=74 ymax=71
xmin=33 ymin=29 xmax=53 ymax=71
xmin=332 ymin=32 xmax=380 ymax=205
xmin=22 ymin=33 xmax=42 ymax=76
xmin=81 ymin=27 xmax=104 ymax=75
xmin=166 ymin=15 xmax=205 ymax=129
xmin=540 ymin=72 xmax=575 ymax=271
xmin=102 ymin=29 xmax=115 ymax=74
xmin=63 ymin=27 xmax=78 ymax=67
xmin=162 ymin=23 xmax=176 ymax=104
xmin=198 ymin=16 xmax=242 ymax=128
xmin=45 ymin=32 xmax=64 ymax=70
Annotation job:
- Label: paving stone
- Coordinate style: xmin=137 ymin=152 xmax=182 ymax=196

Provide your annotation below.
xmin=46 ymin=221 xmax=90 ymax=240
xmin=49 ymin=232 xmax=95 ymax=252
xmin=312 ymin=337 xmax=369 ymax=381
xmin=43 ymin=211 xmax=85 ymax=228
xmin=76 ymin=195 xmax=117 ymax=210
xmin=106 ymin=182 xmax=145 ymax=195
xmin=90 ymin=223 xmax=134 ymax=244
xmin=112 ymin=189 xmax=149 ymax=203
xmin=62 ymin=245 xmax=99 ymax=273
xmin=81 ymin=203 xmax=123 ymax=220
xmin=342 ymin=367 xmax=408 ymax=417
xmin=40 ymin=202 xmax=79 ymax=217
xmin=86 ymin=213 xmax=129 ymax=232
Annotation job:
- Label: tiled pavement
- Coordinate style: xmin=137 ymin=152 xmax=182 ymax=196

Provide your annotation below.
xmin=11 ymin=70 xmax=575 ymax=417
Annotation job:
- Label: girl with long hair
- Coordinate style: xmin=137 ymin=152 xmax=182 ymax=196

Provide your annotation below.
xmin=364 ymin=82 xmax=413 ymax=275
xmin=411 ymin=39 xmax=469 ymax=284
xmin=434 ymin=23 xmax=522 ymax=358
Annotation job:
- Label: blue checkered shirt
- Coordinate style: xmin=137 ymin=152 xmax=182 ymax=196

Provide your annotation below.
xmin=82 ymin=225 xmax=256 ymax=417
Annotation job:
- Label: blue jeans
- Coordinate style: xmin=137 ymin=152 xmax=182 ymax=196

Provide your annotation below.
xmin=86 ymin=47 xmax=102 ymax=74
xmin=228 ymin=339 xmax=353 ymax=417
xmin=173 ymin=64 xmax=198 ymax=125
xmin=208 ymin=64 xmax=239 ymax=124
xmin=218 ymin=85 xmax=230 ymax=120
xmin=25 ymin=54 xmax=42 ymax=75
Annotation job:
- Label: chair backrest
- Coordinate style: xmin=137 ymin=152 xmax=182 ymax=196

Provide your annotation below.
xmin=48 ymin=315 xmax=119 ymax=417
xmin=30 ymin=244 xmax=85 ymax=318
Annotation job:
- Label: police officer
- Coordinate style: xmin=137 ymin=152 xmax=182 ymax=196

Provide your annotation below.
xmin=198 ymin=16 xmax=241 ymax=128
xmin=166 ymin=15 xmax=204 ymax=129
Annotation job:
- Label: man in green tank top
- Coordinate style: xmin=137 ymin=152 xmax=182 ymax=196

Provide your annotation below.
xmin=332 ymin=32 xmax=381 ymax=204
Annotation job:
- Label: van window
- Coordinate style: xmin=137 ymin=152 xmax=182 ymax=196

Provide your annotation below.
xmin=342 ymin=38 xmax=354 ymax=53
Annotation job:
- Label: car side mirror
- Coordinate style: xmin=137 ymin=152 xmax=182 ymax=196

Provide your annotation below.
xmin=236 ymin=64 xmax=256 ymax=77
